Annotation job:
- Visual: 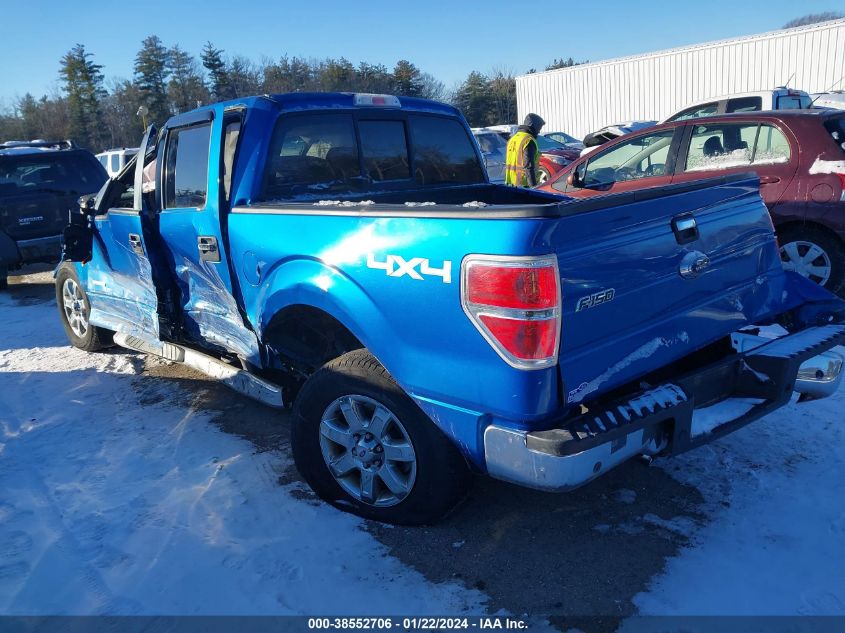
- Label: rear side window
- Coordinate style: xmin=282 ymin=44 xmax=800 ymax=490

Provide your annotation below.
xmin=110 ymin=154 xmax=120 ymax=173
xmin=359 ymin=120 xmax=410 ymax=181
xmin=262 ymin=114 xmax=359 ymax=199
xmin=164 ymin=123 xmax=211 ymax=209
xmin=684 ymin=123 xmax=790 ymax=172
xmin=408 ymin=116 xmax=485 ymax=185
xmin=726 ymin=97 xmax=762 ymax=113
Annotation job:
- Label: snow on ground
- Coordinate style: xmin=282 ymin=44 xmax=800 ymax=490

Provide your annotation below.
xmin=629 ymin=354 xmax=845 ymax=618
xmin=0 ymin=291 xmax=485 ymax=615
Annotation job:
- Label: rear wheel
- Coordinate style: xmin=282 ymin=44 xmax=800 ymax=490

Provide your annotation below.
xmin=55 ymin=263 xmax=112 ymax=351
xmin=778 ymin=227 xmax=844 ymax=295
xmin=292 ymin=349 xmax=469 ymax=525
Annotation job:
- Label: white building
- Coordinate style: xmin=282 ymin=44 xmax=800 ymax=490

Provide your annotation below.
xmin=516 ymin=19 xmax=845 ymax=139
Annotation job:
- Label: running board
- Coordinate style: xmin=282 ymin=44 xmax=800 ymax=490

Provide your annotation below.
xmin=113 ymin=332 xmax=284 ymax=408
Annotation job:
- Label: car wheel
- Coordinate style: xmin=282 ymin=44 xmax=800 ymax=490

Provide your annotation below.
xmin=55 ymin=263 xmax=112 ymax=351
xmin=292 ymin=349 xmax=470 ymax=525
xmin=778 ymin=227 xmax=845 ymax=295
xmin=537 ymin=167 xmax=551 ymax=185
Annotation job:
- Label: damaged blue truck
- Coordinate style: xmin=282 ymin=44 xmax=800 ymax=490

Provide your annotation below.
xmin=57 ymin=93 xmax=845 ymax=524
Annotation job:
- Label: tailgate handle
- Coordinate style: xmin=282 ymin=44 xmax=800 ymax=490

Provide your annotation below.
xmin=672 ymin=214 xmax=699 ymax=245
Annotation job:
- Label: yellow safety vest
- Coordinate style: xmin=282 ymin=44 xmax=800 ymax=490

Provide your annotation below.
xmin=504 ymin=131 xmax=541 ymax=187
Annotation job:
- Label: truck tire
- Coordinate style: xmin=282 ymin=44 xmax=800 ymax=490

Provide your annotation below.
xmin=55 ymin=263 xmax=112 ymax=352
xmin=778 ymin=226 xmax=845 ymax=296
xmin=292 ymin=349 xmax=470 ymax=525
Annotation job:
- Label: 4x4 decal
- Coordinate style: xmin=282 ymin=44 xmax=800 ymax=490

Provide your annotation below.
xmin=366 ymin=253 xmax=452 ymax=284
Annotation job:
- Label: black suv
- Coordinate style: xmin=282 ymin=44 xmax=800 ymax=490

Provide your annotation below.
xmin=0 ymin=140 xmax=107 ymax=288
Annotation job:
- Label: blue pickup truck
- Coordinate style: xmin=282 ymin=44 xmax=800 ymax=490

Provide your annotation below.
xmin=56 ymin=93 xmax=845 ymax=524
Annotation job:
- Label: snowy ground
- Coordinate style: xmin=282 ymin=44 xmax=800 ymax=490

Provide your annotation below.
xmin=1 ymin=269 xmax=844 ymax=628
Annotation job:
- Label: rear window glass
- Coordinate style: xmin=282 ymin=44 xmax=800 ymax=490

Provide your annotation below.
xmin=262 ymin=113 xmax=359 ymax=199
xmin=359 ymin=120 xmax=410 ymax=181
xmin=0 ymin=152 xmax=107 ymax=195
xmin=824 ymin=117 xmax=845 ymax=154
xmin=726 ymin=96 xmax=762 ymax=113
xmin=408 ymin=115 xmax=485 ymax=185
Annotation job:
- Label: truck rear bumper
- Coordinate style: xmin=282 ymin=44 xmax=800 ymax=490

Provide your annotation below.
xmin=484 ymin=324 xmax=844 ymax=492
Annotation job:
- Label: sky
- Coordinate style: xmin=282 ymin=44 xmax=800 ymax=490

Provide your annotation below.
xmin=1 ymin=0 xmax=842 ymax=107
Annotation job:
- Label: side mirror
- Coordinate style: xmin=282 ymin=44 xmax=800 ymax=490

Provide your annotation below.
xmin=567 ymin=170 xmax=583 ymax=188
xmin=78 ymin=193 xmax=98 ymax=213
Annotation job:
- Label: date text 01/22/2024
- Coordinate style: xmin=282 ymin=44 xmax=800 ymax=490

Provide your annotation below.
xmin=307 ymin=617 xmax=529 ymax=630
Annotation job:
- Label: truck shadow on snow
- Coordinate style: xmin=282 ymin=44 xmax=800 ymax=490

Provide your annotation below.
xmin=140 ymin=358 xmax=706 ymax=632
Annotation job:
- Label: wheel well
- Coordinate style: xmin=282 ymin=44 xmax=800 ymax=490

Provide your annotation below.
xmin=775 ymin=220 xmax=844 ymax=247
xmin=263 ymin=305 xmax=363 ymax=377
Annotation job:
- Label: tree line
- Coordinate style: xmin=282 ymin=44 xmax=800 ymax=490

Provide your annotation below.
xmin=0 ymin=36 xmax=587 ymax=151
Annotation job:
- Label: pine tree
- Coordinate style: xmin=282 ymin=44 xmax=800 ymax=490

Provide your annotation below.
xmin=452 ymin=72 xmax=494 ymax=127
xmin=391 ymin=60 xmax=424 ymax=97
xmin=59 ymin=44 xmax=105 ymax=148
xmin=134 ymin=35 xmax=171 ymax=126
xmin=168 ymin=45 xmax=208 ymax=113
xmin=201 ymin=41 xmax=231 ymax=100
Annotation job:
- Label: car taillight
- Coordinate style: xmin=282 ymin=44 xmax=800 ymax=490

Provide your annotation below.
xmin=837 ymin=174 xmax=845 ymax=202
xmin=461 ymin=255 xmax=561 ymax=369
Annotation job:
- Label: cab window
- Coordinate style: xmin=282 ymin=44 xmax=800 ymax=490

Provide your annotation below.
xmin=578 ymin=129 xmax=675 ymax=187
xmin=359 ymin=120 xmax=410 ymax=181
xmin=164 ymin=123 xmax=211 ymax=209
xmin=262 ymin=114 xmax=359 ymax=199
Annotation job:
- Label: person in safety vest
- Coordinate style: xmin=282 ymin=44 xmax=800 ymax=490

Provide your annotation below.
xmin=505 ymin=113 xmax=545 ymax=187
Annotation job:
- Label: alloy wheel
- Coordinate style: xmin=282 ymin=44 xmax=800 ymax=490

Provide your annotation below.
xmin=62 ymin=278 xmax=89 ymax=338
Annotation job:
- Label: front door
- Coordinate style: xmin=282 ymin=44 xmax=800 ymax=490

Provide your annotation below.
xmin=155 ymin=108 xmax=260 ymax=363
xmin=85 ymin=126 xmax=161 ymax=338
xmin=560 ymin=127 xmax=681 ymax=198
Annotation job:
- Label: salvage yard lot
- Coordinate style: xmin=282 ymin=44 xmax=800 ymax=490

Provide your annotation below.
xmin=1 ymin=268 xmax=844 ymax=629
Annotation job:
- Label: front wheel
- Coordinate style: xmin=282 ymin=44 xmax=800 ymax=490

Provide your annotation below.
xmin=292 ymin=349 xmax=469 ymax=525
xmin=55 ymin=263 xmax=112 ymax=351
xmin=537 ymin=167 xmax=551 ymax=185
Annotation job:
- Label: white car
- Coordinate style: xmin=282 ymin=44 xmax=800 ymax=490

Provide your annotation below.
xmin=664 ymin=88 xmax=812 ymax=123
xmin=811 ymin=91 xmax=845 ymax=110
xmin=96 ymin=147 xmax=138 ymax=178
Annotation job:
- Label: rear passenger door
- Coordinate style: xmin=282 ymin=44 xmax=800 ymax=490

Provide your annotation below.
xmin=155 ymin=109 xmax=261 ymax=362
xmin=671 ymin=120 xmax=797 ymax=206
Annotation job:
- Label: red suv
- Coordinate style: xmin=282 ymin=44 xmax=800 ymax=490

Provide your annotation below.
xmin=539 ymin=110 xmax=845 ymax=294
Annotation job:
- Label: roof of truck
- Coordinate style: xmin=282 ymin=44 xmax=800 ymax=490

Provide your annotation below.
xmin=168 ymin=92 xmax=460 ymax=125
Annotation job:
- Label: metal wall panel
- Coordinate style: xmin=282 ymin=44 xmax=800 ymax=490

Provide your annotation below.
xmin=516 ymin=20 xmax=845 ymax=139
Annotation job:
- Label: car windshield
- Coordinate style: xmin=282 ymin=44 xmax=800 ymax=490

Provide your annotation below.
xmin=537 ymin=135 xmax=566 ymax=151
xmin=475 ymin=133 xmax=507 ymax=153
xmin=0 ymin=152 xmax=106 ymax=195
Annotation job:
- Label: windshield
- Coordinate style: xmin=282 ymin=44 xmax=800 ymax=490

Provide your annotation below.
xmin=475 ymin=133 xmax=507 ymax=153
xmin=0 ymin=152 xmax=106 ymax=196
xmin=536 ymin=135 xmax=566 ymax=151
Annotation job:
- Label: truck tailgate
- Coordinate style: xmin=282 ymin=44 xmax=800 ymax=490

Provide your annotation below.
xmin=552 ymin=175 xmax=786 ymax=406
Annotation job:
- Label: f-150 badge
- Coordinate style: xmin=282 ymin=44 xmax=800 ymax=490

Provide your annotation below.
xmin=576 ymin=288 xmax=615 ymax=312
xmin=367 ymin=253 xmax=452 ymax=284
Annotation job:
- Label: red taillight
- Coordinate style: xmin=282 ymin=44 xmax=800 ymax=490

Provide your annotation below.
xmin=466 ymin=265 xmax=558 ymax=309
xmin=462 ymin=256 xmax=561 ymax=369
xmin=836 ymin=174 xmax=845 ymax=200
